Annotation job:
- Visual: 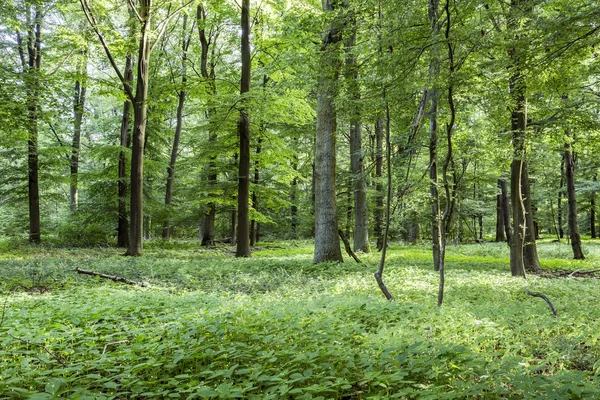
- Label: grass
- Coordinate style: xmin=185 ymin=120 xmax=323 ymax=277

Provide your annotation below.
xmin=1 ymin=238 xmax=600 ymax=398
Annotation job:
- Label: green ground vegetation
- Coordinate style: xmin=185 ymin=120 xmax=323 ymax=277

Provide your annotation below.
xmin=2 ymin=239 xmax=600 ymax=399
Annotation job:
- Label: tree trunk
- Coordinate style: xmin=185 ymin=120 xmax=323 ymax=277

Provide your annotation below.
xmin=198 ymin=5 xmax=217 ymax=247
xmin=126 ymin=2 xmax=152 ymax=256
xmin=163 ymin=14 xmax=189 ymax=241
xmin=495 ymin=193 xmax=505 ymax=242
xmin=592 ymin=173 xmax=597 ymax=238
xmin=20 ymin=5 xmax=43 ymax=244
xmin=564 ymin=129 xmax=584 ymax=259
xmin=117 ymin=55 xmax=133 ymax=248
xmin=558 ymin=154 xmax=565 ymax=239
xmin=235 ymin=0 xmax=251 ymax=257
xmin=250 ymin=138 xmax=261 ymax=247
xmin=428 ymin=0 xmax=442 ymax=271
xmin=521 ymin=162 xmax=542 ymax=271
xmin=498 ymin=178 xmax=511 ymax=243
xmin=374 ymin=116 xmax=384 ymax=251
xmin=70 ymin=54 xmax=87 ymax=213
xmin=314 ymin=0 xmax=343 ymax=263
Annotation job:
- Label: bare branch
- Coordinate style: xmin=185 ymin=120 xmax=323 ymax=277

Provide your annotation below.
xmin=127 ymin=0 xmax=144 ymax=23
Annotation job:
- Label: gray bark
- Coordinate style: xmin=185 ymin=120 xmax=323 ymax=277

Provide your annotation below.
xmin=564 ymin=129 xmax=584 ymax=259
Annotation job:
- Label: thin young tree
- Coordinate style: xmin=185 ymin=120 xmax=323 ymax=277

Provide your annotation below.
xmin=564 ymin=128 xmax=584 ymax=259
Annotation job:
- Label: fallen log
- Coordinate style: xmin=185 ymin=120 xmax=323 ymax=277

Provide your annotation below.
xmin=76 ymin=268 xmax=146 ymax=287
xmin=524 ymin=288 xmax=557 ymax=318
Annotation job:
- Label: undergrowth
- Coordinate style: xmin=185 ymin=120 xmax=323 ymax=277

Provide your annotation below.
xmin=1 ymin=239 xmax=600 ymax=398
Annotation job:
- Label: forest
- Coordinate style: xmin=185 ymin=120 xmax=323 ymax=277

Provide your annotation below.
xmin=1 ymin=0 xmax=600 ymax=398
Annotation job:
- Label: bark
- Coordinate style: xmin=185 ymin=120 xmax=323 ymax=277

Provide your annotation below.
xmin=235 ymin=0 xmax=251 ymax=257
xmin=558 ymin=155 xmax=565 ymax=239
xmin=499 ymin=178 xmax=512 ymax=243
xmin=428 ymin=0 xmax=442 ymax=271
xmin=345 ymin=17 xmax=369 ymax=253
xmin=250 ymin=138 xmax=261 ymax=247
xmin=564 ymin=129 xmax=584 ymax=259
xmin=117 ymin=56 xmax=133 ymax=248
xmin=592 ymin=173 xmax=597 ymax=238
xmin=126 ymin=1 xmax=152 ymax=256
xmin=313 ymin=0 xmax=343 ymax=263
xmin=198 ymin=5 xmax=217 ymax=246
xmin=163 ymin=14 xmax=190 ymax=240
xmin=495 ymin=193 xmax=505 ymax=242
xmin=20 ymin=5 xmax=43 ymax=244
xmin=374 ymin=116 xmax=384 ymax=250
xmin=521 ymin=162 xmax=542 ymax=271
xmin=70 ymin=54 xmax=87 ymax=213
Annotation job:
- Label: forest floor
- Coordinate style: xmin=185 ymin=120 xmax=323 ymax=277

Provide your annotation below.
xmin=1 ymin=238 xmax=600 ymax=399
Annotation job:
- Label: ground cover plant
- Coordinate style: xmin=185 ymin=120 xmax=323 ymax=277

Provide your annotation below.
xmin=2 ymin=239 xmax=600 ymax=399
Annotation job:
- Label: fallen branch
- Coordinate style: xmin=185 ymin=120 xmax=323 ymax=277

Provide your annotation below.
xmin=338 ymin=230 xmax=363 ymax=264
xmin=524 ymin=288 xmax=558 ymax=318
xmin=76 ymin=268 xmax=146 ymax=287
xmin=102 ymin=340 xmax=129 ymax=355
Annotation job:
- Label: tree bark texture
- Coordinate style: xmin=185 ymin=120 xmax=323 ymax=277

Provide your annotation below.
xmin=235 ymin=0 xmax=251 ymax=257
xmin=117 ymin=55 xmax=133 ymax=248
xmin=198 ymin=5 xmax=217 ymax=246
xmin=126 ymin=0 xmax=152 ymax=256
xmin=374 ymin=117 xmax=384 ymax=250
xmin=21 ymin=5 xmax=43 ymax=244
xmin=564 ymin=129 xmax=584 ymax=259
xmin=163 ymin=14 xmax=190 ymax=240
xmin=495 ymin=193 xmax=505 ymax=242
xmin=70 ymin=54 xmax=87 ymax=213
xmin=428 ymin=0 xmax=442 ymax=271
xmin=313 ymin=0 xmax=343 ymax=264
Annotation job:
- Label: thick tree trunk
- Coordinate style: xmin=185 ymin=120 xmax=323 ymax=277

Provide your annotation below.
xmin=428 ymin=0 xmax=441 ymax=271
xmin=374 ymin=116 xmax=384 ymax=250
xmin=70 ymin=56 xmax=86 ymax=213
xmin=564 ymin=129 xmax=584 ymax=259
xmin=163 ymin=15 xmax=189 ymax=241
xmin=126 ymin=3 xmax=152 ymax=256
xmin=235 ymin=0 xmax=251 ymax=257
xmin=117 ymin=56 xmax=133 ymax=248
xmin=314 ymin=0 xmax=343 ymax=263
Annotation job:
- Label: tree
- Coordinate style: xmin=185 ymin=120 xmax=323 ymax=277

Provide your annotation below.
xmin=235 ymin=0 xmax=251 ymax=257
xmin=313 ymin=0 xmax=344 ymax=264
xmin=70 ymin=51 xmax=87 ymax=213
xmin=564 ymin=129 xmax=584 ymax=259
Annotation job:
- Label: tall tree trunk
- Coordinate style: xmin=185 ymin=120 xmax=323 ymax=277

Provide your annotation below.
xmin=592 ymin=173 xmax=597 ymax=238
xmin=564 ymin=129 xmax=584 ymax=259
xmin=70 ymin=53 xmax=87 ymax=213
xmin=250 ymin=138 xmax=261 ymax=247
xmin=117 ymin=55 xmax=133 ymax=248
xmin=314 ymin=0 xmax=344 ymax=263
xmin=558 ymin=155 xmax=565 ymax=239
xmin=163 ymin=14 xmax=190 ymax=240
xmin=291 ymin=155 xmax=298 ymax=238
xmin=498 ymin=178 xmax=511 ymax=243
xmin=19 ymin=5 xmax=43 ymax=244
xmin=374 ymin=116 xmax=384 ymax=250
xmin=198 ymin=5 xmax=218 ymax=246
xmin=495 ymin=192 xmax=505 ymax=242
xmin=508 ymin=0 xmax=540 ymax=275
xmin=235 ymin=0 xmax=251 ymax=257
xmin=345 ymin=17 xmax=369 ymax=253
xmin=428 ymin=0 xmax=442 ymax=271
xmin=126 ymin=1 xmax=152 ymax=256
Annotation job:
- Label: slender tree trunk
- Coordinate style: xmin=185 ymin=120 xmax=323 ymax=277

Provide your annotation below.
xmin=235 ymin=0 xmax=251 ymax=257
xmin=428 ymin=0 xmax=442 ymax=271
xmin=374 ymin=116 xmax=384 ymax=250
xmin=20 ymin=6 xmax=43 ymax=244
xmin=521 ymin=163 xmax=542 ymax=271
xmin=558 ymin=155 xmax=565 ymax=239
xmin=345 ymin=18 xmax=369 ymax=253
xmin=564 ymin=129 xmax=584 ymax=259
xmin=117 ymin=56 xmax=133 ymax=248
xmin=498 ymin=178 xmax=511 ymax=243
xmin=198 ymin=5 xmax=217 ymax=246
xmin=163 ymin=14 xmax=190 ymax=240
xmin=250 ymin=138 xmax=261 ymax=247
xmin=313 ymin=0 xmax=343 ymax=263
xmin=126 ymin=2 xmax=152 ymax=256
xmin=291 ymin=157 xmax=298 ymax=238
xmin=592 ymin=173 xmax=597 ymax=238
xmin=496 ymin=193 xmax=505 ymax=242
xmin=70 ymin=54 xmax=87 ymax=213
